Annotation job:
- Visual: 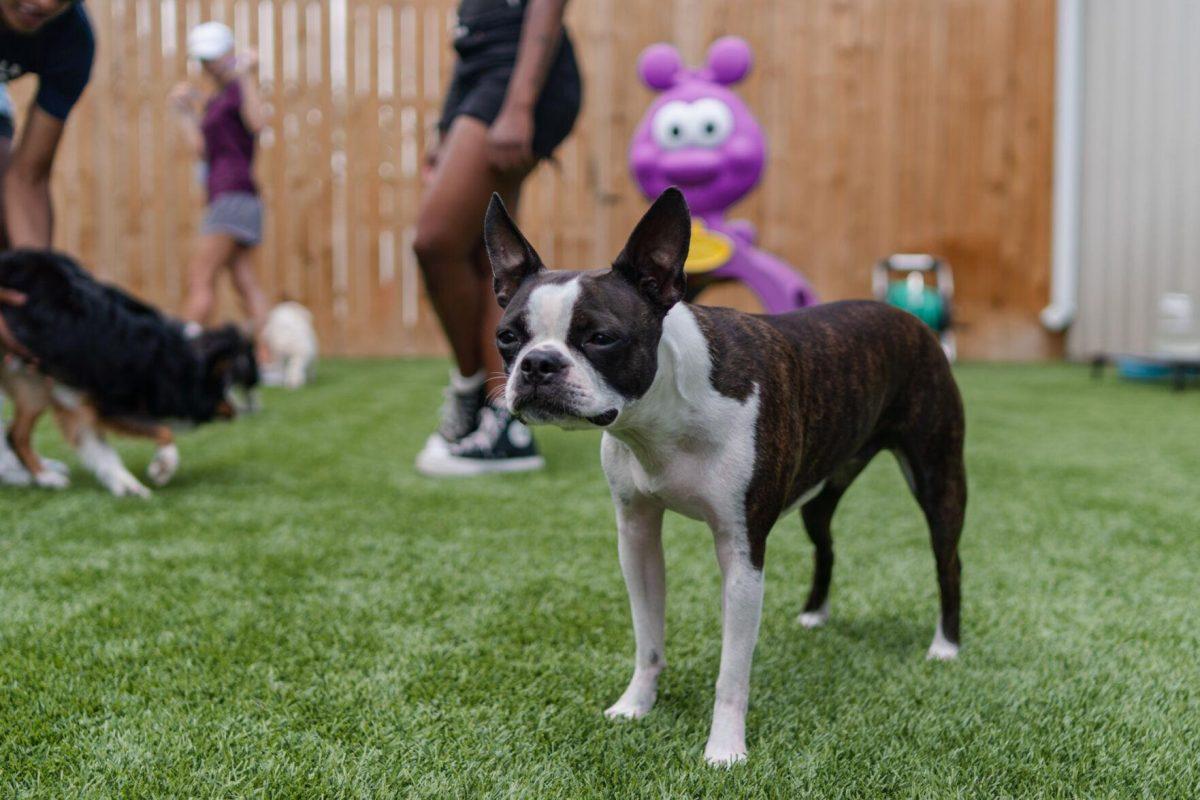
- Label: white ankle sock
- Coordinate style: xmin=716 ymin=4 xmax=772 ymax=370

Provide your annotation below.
xmin=449 ymin=369 xmax=486 ymax=393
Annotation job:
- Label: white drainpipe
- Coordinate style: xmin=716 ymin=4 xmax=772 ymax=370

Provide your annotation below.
xmin=1042 ymin=0 xmax=1084 ymax=332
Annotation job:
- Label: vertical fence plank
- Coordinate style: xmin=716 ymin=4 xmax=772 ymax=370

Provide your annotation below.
xmin=9 ymin=0 xmax=1054 ymax=360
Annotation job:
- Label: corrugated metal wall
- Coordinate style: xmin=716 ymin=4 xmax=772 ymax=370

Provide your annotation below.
xmin=1070 ymin=0 xmax=1200 ymax=358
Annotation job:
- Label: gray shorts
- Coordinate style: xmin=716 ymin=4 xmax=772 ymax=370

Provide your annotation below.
xmin=201 ymin=192 xmax=263 ymax=246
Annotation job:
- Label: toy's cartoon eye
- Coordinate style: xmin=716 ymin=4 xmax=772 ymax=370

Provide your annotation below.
xmin=650 ymin=101 xmax=692 ymax=150
xmin=688 ymin=98 xmax=734 ymax=147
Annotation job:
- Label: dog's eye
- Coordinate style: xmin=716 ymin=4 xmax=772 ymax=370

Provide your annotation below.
xmin=588 ymin=332 xmax=618 ymax=347
xmin=497 ymin=329 xmax=520 ymax=348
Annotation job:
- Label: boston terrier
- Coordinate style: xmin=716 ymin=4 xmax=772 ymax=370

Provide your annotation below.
xmin=484 ymin=188 xmax=966 ymax=766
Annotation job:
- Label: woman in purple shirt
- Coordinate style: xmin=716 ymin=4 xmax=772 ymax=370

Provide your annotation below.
xmin=169 ymin=21 xmax=269 ymax=351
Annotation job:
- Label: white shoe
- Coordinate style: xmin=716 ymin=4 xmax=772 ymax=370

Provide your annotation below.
xmin=0 ymin=441 xmax=33 ymax=486
xmin=0 ymin=433 xmax=69 ymax=486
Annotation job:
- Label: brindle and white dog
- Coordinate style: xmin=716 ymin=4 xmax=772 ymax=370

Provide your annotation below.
xmin=485 ymin=188 xmax=967 ymax=765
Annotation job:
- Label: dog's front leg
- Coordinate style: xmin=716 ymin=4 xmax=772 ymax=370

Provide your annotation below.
xmin=704 ymin=526 xmax=765 ymax=766
xmin=604 ymin=495 xmax=667 ymax=721
xmin=73 ymin=427 xmax=152 ymax=499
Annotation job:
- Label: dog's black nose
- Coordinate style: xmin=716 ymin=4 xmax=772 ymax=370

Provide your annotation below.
xmin=520 ymin=349 xmax=567 ymax=384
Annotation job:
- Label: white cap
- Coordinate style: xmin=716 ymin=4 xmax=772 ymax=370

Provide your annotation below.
xmin=188 ymin=22 xmax=234 ymax=61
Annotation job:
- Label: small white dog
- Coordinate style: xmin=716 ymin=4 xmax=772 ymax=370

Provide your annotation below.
xmin=261 ymin=301 xmax=318 ymax=389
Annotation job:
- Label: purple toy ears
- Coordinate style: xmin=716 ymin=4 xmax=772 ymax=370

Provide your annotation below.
xmin=638 ymin=35 xmax=753 ymax=91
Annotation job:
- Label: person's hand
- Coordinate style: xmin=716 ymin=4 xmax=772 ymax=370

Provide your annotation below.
xmin=168 ymin=82 xmax=197 ymax=114
xmin=0 ymin=288 xmax=27 ymax=307
xmin=487 ymin=104 xmax=536 ymax=174
xmin=421 ymin=137 xmax=441 ymax=186
xmin=0 ymin=288 xmax=35 ymax=362
xmin=235 ymin=50 xmax=259 ymax=77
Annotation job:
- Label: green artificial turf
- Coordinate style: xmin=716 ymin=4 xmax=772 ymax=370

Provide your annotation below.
xmin=1 ymin=361 xmax=1197 ymax=798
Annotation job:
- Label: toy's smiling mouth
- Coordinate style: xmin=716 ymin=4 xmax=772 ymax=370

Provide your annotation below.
xmin=660 ymin=150 xmax=722 ymax=186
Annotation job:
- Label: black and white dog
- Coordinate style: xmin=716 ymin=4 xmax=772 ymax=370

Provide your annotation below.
xmin=0 ymin=250 xmax=258 ymax=496
xmin=484 ymin=189 xmax=967 ymax=765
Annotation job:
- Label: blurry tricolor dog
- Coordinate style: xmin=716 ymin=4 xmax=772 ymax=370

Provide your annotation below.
xmin=485 ymin=188 xmax=967 ymax=765
xmin=0 ymin=250 xmax=258 ymax=497
xmin=261 ymin=300 xmax=318 ymax=389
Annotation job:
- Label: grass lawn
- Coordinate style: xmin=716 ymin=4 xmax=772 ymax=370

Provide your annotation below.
xmin=1 ymin=361 xmax=1198 ymax=798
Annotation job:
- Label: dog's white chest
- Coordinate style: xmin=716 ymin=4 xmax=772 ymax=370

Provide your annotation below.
xmin=600 ymin=305 xmax=762 ymax=528
xmin=602 ymin=391 xmax=760 ymax=527
xmin=625 ymin=444 xmax=723 ymax=521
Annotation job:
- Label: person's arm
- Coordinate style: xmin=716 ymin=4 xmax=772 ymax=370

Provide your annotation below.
xmin=235 ymin=51 xmax=267 ymax=135
xmin=168 ymin=83 xmax=205 ymax=157
xmin=3 ymin=107 xmax=65 ymax=249
xmin=487 ymin=0 xmax=569 ymax=173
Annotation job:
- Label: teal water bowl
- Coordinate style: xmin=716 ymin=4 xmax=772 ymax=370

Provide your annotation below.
xmin=1116 ymin=357 xmax=1172 ymax=381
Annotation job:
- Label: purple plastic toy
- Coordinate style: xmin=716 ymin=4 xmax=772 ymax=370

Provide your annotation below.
xmin=630 ymin=37 xmax=817 ymax=312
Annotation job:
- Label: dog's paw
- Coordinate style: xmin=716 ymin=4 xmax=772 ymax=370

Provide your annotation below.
xmin=703 ymin=739 xmax=748 ymax=767
xmin=147 ymin=444 xmax=179 ymax=487
xmin=34 ymin=470 xmax=70 ymax=490
xmin=797 ymin=602 xmax=830 ymax=629
xmin=926 ymin=621 xmax=959 ymax=661
xmin=926 ymin=640 xmax=959 ymax=661
xmin=105 ymin=470 xmax=152 ymax=499
xmin=604 ymin=671 xmax=660 ymax=720
xmin=604 ymin=696 xmax=654 ymax=721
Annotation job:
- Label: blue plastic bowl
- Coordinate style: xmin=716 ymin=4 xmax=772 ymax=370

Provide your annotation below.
xmin=1116 ymin=357 xmax=1172 ymax=381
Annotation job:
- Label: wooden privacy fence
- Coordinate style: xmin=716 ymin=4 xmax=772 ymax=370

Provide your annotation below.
xmin=16 ymin=0 xmax=1056 ymax=359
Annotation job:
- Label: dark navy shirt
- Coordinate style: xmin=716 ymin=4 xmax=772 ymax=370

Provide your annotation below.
xmin=0 ymin=2 xmax=95 ymax=120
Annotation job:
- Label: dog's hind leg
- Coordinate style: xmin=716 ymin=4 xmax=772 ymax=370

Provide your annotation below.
xmin=4 ymin=374 xmax=68 ymax=489
xmin=897 ymin=440 xmax=967 ymax=660
xmin=797 ymin=451 xmax=876 ymax=628
xmin=797 ymin=486 xmax=842 ymax=628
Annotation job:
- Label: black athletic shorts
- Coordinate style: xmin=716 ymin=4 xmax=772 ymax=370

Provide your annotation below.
xmin=438 ymin=8 xmax=582 ymax=159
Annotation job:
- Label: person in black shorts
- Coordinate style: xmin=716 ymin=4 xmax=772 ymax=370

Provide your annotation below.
xmin=413 ymin=0 xmax=581 ymax=478
xmin=0 ymin=0 xmax=95 ymax=486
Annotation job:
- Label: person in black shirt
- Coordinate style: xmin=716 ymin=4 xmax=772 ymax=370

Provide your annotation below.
xmin=414 ymin=0 xmax=581 ymax=478
xmin=0 ymin=0 xmax=94 ymax=247
xmin=0 ymin=0 xmax=96 ymax=485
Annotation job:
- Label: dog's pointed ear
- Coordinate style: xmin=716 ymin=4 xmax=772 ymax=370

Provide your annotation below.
xmin=613 ymin=187 xmax=690 ymax=310
xmin=484 ymin=193 xmax=545 ymax=309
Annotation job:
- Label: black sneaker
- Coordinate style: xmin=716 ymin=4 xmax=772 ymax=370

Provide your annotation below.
xmin=415 ymin=372 xmax=488 ymax=470
xmin=435 ymin=374 xmax=488 ymax=443
xmin=415 ymin=404 xmax=545 ymax=477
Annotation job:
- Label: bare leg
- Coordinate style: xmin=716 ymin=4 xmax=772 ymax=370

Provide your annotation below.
xmin=414 ymin=116 xmax=532 ymax=377
xmin=473 ymin=244 xmax=508 ymax=402
xmin=705 ymin=525 xmax=765 ymax=766
xmin=182 ymin=233 xmax=238 ymax=326
xmin=604 ymin=496 xmax=667 ymax=720
xmin=0 ymin=133 xmax=11 ymax=247
xmin=0 ymin=132 xmax=16 ymax=480
xmin=228 ymin=244 xmax=271 ymax=362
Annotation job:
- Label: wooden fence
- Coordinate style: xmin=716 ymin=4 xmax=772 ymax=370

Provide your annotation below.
xmin=12 ymin=0 xmax=1057 ymax=359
